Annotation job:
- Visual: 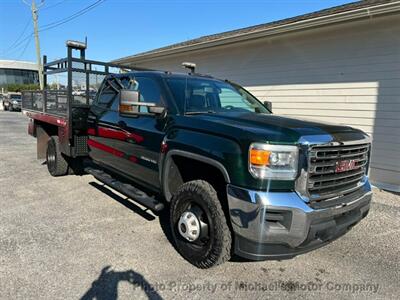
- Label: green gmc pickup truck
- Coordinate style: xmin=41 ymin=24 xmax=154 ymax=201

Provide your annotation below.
xmin=23 ymin=42 xmax=372 ymax=268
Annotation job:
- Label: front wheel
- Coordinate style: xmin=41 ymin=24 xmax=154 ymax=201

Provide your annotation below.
xmin=170 ymin=180 xmax=232 ymax=268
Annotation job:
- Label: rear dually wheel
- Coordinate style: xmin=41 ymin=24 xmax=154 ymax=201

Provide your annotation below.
xmin=46 ymin=136 xmax=69 ymax=176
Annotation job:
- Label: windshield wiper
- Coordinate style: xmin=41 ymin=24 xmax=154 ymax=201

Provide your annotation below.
xmin=185 ymin=111 xmax=216 ymax=115
xmin=185 ymin=110 xmax=216 ymax=115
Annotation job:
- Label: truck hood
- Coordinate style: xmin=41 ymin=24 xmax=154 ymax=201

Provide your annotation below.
xmin=180 ymin=112 xmax=368 ymax=144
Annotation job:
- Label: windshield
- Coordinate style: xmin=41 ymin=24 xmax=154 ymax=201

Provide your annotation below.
xmin=10 ymin=95 xmax=21 ymax=100
xmin=166 ymin=78 xmax=269 ymax=114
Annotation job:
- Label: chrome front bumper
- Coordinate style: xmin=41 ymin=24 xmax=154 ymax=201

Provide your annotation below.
xmin=9 ymin=103 xmax=21 ymax=110
xmin=227 ymin=179 xmax=372 ymax=260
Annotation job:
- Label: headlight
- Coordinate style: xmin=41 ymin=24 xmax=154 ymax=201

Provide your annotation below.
xmin=249 ymin=143 xmax=299 ymax=180
xmin=12 ymin=100 xmax=18 ymax=104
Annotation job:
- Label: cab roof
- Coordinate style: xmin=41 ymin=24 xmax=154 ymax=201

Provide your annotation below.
xmin=111 ymin=70 xmax=220 ymax=82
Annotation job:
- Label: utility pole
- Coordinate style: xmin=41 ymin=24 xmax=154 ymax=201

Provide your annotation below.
xmin=23 ymin=0 xmax=45 ymax=90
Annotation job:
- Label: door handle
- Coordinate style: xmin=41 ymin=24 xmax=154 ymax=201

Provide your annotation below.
xmin=118 ymin=120 xmax=127 ymax=129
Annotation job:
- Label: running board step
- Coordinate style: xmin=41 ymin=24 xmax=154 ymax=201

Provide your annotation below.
xmin=85 ymin=167 xmax=164 ymax=212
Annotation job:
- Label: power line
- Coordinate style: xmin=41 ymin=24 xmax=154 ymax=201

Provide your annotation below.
xmin=40 ymin=0 xmax=68 ymax=11
xmin=17 ymin=36 xmax=33 ymax=60
xmin=1 ymin=0 xmax=106 ymax=59
xmin=22 ymin=0 xmax=45 ymax=8
xmin=39 ymin=0 xmax=105 ymax=32
xmin=5 ymin=17 xmax=31 ymax=52
xmin=1 ymin=34 xmax=34 ymax=57
xmin=0 ymin=0 xmax=41 ymax=57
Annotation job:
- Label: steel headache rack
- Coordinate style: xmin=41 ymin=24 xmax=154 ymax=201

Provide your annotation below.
xmin=21 ymin=40 xmax=144 ymax=158
xmin=22 ymin=40 xmax=137 ymax=117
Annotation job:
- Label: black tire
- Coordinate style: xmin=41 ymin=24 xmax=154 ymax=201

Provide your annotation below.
xmin=67 ymin=156 xmax=84 ymax=175
xmin=46 ymin=136 xmax=69 ymax=176
xmin=170 ymin=180 xmax=231 ymax=268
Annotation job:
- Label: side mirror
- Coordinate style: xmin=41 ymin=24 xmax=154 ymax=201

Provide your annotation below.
xmin=119 ymin=89 xmax=166 ymax=117
xmin=148 ymin=106 xmax=166 ymax=116
xmin=263 ymin=100 xmax=272 ymax=112
xmin=120 ymin=89 xmax=140 ymax=114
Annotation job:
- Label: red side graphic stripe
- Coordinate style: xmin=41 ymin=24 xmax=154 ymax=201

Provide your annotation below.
xmin=129 ymin=156 xmax=138 ymax=163
xmin=87 ymin=127 xmax=144 ymax=143
xmin=88 ymin=138 xmax=138 ymax=163
xmin=128 ymin=132 xmax=144 ymax=143
xmin=87 ymin=128 xmax=96 ymax=135
xmin=88 ymin=139 xmax=124 ymax=158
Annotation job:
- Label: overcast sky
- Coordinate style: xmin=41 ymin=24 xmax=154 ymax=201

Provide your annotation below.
xmin=0 ymin=0 xmax=354 ymax=62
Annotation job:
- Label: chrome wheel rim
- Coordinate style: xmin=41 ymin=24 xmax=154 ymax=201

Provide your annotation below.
xmin=178 ymin=211 xmax=201 ymax=242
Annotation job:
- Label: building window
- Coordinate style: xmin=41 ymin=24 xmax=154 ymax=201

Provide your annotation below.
xmin=0 ymin=68 xmax=39 ymax=87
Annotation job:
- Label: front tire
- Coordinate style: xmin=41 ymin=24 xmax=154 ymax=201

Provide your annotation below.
xmin=170 ymin=180 xmax=232 ymax=268
xmin=46 ymin=136 xmax=68 ymax=176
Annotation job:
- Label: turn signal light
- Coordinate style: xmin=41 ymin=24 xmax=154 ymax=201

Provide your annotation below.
xmin=249 ymin=143 xmax=299 ymax=180
xmin=119 ymin=104 xmax=134 ymax=113
xmin=250 ymin=149 xmax=270 ymax=166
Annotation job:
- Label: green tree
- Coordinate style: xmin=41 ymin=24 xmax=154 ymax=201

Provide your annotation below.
xmin=2 ymin=83 xmax=40 ymax=92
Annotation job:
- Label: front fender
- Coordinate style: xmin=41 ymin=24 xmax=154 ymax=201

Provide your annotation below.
xmin=160 ymin=128 xmax=245 ymax=199
xmin=160 ymin=127 xmax=295 ymax=197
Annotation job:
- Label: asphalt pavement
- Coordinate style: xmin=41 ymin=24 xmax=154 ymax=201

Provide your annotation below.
xmin=0 ymin=110 xmax=399 ymax=300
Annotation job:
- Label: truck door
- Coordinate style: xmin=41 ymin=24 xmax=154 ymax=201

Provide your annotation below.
xmin=112 ymin=76 xmax=167 ymax=190
xmin=87 ymin=78 xmax=122 ymax=169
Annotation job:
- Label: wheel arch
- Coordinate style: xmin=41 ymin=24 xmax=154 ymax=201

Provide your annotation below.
xmin=162 ymin=150 xmax=230 ymax=202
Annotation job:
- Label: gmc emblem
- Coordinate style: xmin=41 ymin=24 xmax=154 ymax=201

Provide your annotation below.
xmin=335 ymin=159 xmax=357 ymax=173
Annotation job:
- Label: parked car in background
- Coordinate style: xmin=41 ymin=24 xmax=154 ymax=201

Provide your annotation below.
xmin=3 ymin=93 xmax=22 ymax=111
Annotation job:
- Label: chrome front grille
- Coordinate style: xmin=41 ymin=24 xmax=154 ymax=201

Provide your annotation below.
xmin=307 ymin=142 xmax=370 ymax=201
